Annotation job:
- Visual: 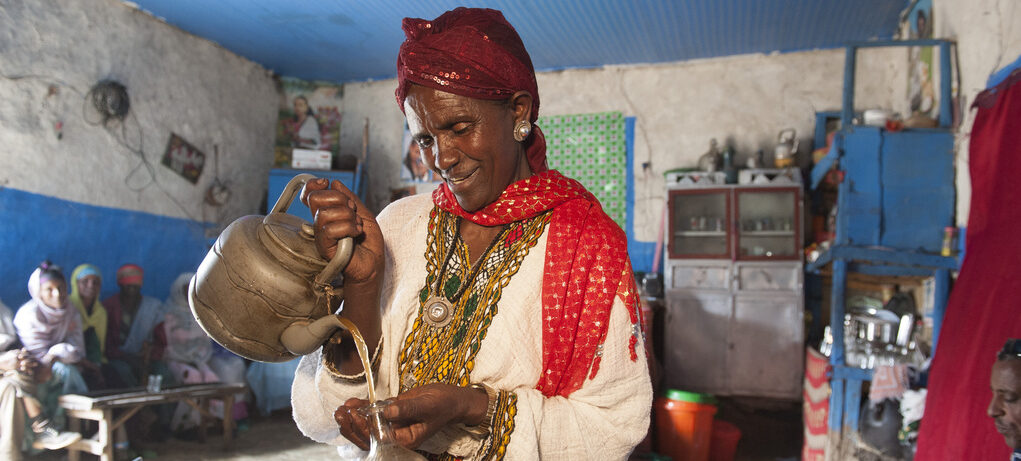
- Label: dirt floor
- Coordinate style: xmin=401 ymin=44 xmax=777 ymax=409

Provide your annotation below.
xmin=719 ymin=397 xmax=802 ymax=461
xmin=30 ymin=398 xmax=802 ymax=461
xmin=31 ymin=409 xmax=336 ymax=461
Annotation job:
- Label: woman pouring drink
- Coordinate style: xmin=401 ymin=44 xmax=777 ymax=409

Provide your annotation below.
xmin=292 ymin=8 xmax=652 ymax=460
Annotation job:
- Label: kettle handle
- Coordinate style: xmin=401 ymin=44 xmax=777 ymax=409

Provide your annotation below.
xmin=271 ymin=174 xmax=355 ymax=287
xmin=777 ymin=128 xmax=796 ymax=143
xmin=270 ymin=173 xmax=317 ymax=215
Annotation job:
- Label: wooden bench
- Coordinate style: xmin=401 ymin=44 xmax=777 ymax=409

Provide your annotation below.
xmin=58 ymin=382 xmax=247 ymax=461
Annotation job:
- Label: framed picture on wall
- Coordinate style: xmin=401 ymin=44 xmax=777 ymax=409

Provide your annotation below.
xmin=161 ymin=133 xmax=205 ymax=184
xmin=274 ymin=78 xmax=343 ymax=169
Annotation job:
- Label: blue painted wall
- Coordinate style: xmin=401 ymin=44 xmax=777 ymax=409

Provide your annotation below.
xmin=626 ymin=117 xmax=657 ymax=275
xmin=0 ymin=188 xmax=213 ymax=310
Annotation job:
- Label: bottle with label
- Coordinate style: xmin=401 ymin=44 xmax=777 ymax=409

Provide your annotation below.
xmin=722 ymin=146 xmax=738 ymax=184
xmin=941 ymin=226 xmax=956 ymax=256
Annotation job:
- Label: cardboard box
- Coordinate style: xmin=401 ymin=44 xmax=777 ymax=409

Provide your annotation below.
xmin=291 ymin=148 xmax=332 ymax=170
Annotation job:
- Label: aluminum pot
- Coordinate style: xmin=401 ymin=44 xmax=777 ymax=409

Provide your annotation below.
xmin=189 ymin=174 xmax=353 ymax=362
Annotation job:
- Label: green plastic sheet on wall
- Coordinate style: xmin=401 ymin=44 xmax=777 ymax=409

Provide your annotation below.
xmin=538 ymin=111 xmax=627 ymax=229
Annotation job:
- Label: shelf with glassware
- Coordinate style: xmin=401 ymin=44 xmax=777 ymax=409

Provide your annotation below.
xmin=662 ymin=169 xmax=804 ymax=400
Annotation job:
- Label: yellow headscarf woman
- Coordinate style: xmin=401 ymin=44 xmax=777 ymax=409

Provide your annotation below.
xmin=70 ymin=264 xmax=107 ymax=364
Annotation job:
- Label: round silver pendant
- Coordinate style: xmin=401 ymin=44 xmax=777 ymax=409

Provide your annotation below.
xmin=423 ymin=295 xmax=454 ymax=328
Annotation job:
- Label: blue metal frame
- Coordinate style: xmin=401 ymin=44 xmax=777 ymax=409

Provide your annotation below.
xmin=815 ymin=39 xmax=959 ymax=439
xmin=842 ymin=39 xmax=955 ymax=129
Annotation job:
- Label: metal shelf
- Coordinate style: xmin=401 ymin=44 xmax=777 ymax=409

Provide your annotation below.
xmin=674 ymin=231 xmax=726 ymax=237
xmin=740 ymin=230 xmax=795 ymax=237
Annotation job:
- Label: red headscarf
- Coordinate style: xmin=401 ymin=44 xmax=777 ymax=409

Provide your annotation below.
xmin=395 ymin=7 xmax=547 ymax=174
xmin=397 ymin=8 xmax=642 ymax=398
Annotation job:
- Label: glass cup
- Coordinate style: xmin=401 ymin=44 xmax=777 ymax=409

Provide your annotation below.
xmin=360 ymin=401 xmax=426 ymax=461
xmin=146 ymin=374 xmax=163 ymax=393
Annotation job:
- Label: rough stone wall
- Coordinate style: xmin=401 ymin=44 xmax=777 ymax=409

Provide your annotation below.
xmin=0 ymin=0 xmax=279 ymax=232
xmin=339 ymin=47 xmax=907 ymax=242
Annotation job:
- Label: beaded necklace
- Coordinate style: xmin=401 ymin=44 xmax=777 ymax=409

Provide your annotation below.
xmin=421 ymin=218 xmax=510 ymax=329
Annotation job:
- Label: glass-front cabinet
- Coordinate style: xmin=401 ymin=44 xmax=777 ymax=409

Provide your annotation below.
xmin=667 ymin=186 xmax=801 ymax=261
xmin=668 ymin=189 xmax=730 ymax=259
xmin=736 ymin=188 xmax=800 ymax=260
xmin=662 ymin=170 xmax=804 ymax=400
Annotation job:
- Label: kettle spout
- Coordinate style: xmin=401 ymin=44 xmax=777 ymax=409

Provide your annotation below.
xmin=280 ymin=315 xmax=347 ymax=356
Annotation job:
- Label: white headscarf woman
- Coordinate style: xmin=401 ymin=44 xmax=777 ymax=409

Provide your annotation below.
xmin=13 ymin=262 xmax=89 ymax=399
xmin=14 ymin=263 xmax=85 ymax=366
xmin=161 ymin=272 xmax=220 ymax=431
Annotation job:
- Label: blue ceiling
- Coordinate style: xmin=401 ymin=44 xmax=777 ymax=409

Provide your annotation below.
xmin=127 ymin=0 xmax=908 ymax=84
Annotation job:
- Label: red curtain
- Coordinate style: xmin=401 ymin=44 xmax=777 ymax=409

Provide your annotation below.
xmin=915 ymin=70 xmax=1021 ymax=460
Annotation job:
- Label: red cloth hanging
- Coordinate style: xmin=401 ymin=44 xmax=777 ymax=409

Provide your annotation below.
xmin=915 ymin=69 xmax=1021 ymax=460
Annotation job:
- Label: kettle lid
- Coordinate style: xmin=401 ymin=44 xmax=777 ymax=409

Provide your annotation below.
xmin=262 ymin=212 xmax=326 ymax=266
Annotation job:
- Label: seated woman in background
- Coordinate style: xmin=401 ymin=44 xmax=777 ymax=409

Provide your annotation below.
xmin=13 ymin=262 xmax=89 ymax=429
xmin=162 ymin=272 xmax=233 ymax=433
xmin=102 ymin=264 xmax=171 ymax=388
xmin=989 ymin=338 xmax=1021 ymax=460
xmin=68 ymin=264 xmax=116 ymax=389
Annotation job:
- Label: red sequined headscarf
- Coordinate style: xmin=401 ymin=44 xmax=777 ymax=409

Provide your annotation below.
xmin=395 ymin=7 xmax=547 ymax=174
xmin=396 ymin=8 xmax=642 ymax=398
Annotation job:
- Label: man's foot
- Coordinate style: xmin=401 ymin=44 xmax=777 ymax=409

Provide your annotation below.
xmin=32 ymin=425 xmax=82 ymax=450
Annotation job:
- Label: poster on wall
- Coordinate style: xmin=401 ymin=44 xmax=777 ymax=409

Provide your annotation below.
xmin=390 ymin=122 xmax=439 ymax=205
xmin=400 ymin=122 xmax=435 ymax=182
xmin=161 ymin=133 xmax=205 ymax=184
xmin=907 ymin=0 xmax=936 ymax=120
xmin=274 ymin=78 xmax=343 ymax=169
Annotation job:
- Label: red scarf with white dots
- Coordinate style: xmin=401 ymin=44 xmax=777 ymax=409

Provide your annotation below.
xmin=433 ymin=169 xmax=642 ymax=397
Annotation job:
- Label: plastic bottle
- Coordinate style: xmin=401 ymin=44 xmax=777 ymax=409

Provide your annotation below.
xmin=941 ymin=226 xmax=956 ymax=256
xmin=722 ymin=146 xmax=737 ymax=184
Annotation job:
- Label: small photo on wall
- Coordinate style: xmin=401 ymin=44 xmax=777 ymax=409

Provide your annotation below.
xmin=401 ymin=122 xmax=434 ymax=182
xmin=161 ymin=133 xmax=205 ymax=184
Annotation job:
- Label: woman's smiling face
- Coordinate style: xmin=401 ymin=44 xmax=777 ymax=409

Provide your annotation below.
xmin=39 ymin=278 xmax=67 ymax=309
xmin=403 ymin=84 xmax=532 ymax=212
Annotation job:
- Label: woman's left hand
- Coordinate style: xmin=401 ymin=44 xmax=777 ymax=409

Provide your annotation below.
xmin=334 ymin=383 xmax=488 ymax=450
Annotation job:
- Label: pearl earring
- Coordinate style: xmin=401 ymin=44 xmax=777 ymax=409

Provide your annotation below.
xmin=513 ymin=120 xmax=531 ymax=142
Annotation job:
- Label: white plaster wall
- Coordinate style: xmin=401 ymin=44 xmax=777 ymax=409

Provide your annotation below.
xmin=936 ymin=0 xmax=1021 ymax=225
xmin=339 ymin=47 xmax=907 ymax=242
xmin=337 ymin=80 xmax=408 ymax=210
xmin=0 ymin=0 xmax=278 ymax=232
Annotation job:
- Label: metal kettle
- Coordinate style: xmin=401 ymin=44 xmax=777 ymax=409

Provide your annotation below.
xmin=774 ymin=128 xmax=799 ymax=168
xmin=189 ymin=174 xmax=354 ymax=362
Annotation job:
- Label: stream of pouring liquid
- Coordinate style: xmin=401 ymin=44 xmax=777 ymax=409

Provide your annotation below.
xmin=335 ymin=316 xmax=376 ymax=403
xmin=334 ymin=317 xmax=428 ymax=460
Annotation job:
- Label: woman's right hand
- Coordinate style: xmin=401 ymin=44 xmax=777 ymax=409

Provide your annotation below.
xmin=301 ymin=178 xmax=384 ymax=287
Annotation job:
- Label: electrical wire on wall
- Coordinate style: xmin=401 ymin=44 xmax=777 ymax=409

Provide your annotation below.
xmin=80 ymin=79 xmax=208 ymax=230
xmin=2 ymin=71 xmax=210 ymax=237
xmin=616 ymin=67 xmax=663 ymax=241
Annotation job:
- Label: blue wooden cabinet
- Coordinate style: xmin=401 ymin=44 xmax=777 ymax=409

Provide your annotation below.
xmin=266 ymin=166 xmax=363 ymax=223
xmin=839 ymin=127 xmax=955 ymax=253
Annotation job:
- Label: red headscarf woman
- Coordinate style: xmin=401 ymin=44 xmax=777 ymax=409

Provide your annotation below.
xmin=292 ymin=8 xmax=651 ymax=460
